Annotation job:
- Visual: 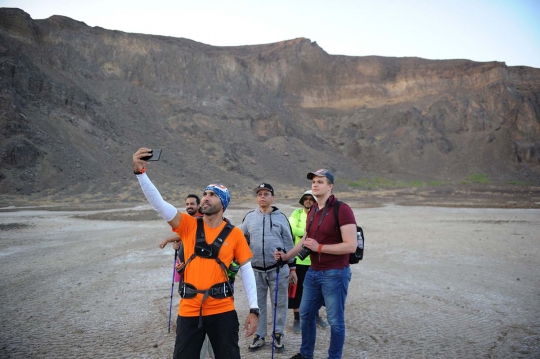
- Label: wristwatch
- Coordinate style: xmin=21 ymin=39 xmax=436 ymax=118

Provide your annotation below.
xmin=249 ymin=308 xmax=260 ymax=317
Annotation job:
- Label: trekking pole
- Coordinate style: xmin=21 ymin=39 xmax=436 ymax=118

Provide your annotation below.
xmin=168 ymin=249 xmax=178 ymax=333
xmin=271 ymin=247 xmax=284 ymax=359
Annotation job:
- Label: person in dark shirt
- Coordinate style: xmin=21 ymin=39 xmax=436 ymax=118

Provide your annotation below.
xmin=276 ymin=169 xmax=357 ymax=359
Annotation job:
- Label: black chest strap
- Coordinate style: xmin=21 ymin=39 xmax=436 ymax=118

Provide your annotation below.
xmin=176 ymin=217 xmax=235 ymax=327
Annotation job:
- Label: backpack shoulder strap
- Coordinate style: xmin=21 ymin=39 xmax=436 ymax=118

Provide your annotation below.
xmin=195 ymin=217 xmax=235 ymax=258
xmin=333 ymin=200 xmax=342 ymax=230
xmin=179 ymin=218 xmax=208 ymax=271
xmin=210 ymin=218 xmax=234 ymax=257
xmin=178 ymin=218 xmax=234 ymax=274
xmin=196 ymin=217 xmax=205 ymax=244
xmin=178 ymin=242 xmax=185 ymax=263
xmin=209 ymin=218 xmax=236 ymax=296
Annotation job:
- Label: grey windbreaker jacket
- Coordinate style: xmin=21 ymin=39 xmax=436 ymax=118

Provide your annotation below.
xmin=240 ymin=206 xmax=295 ymax=269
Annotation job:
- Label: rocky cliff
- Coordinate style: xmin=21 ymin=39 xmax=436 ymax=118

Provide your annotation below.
xmin=1 ymin=8 xmax=539 ymax=203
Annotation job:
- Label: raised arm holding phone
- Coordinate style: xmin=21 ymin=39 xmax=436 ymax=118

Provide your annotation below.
xmin=133 ymin=147 xmax=259 ymax=359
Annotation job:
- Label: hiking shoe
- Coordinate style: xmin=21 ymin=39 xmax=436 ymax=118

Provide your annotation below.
xmin=248 ymin=334 xmax=265 ymax=351
xmin=316 ymin=316 xmax=329 ymax=328
xmin=292 ymin=319 xmax=300 ymax=333
xmin=290 ymin=354 xmax=304 ymax=359
xmin=273 ymin=333 xmax=284 ymax=352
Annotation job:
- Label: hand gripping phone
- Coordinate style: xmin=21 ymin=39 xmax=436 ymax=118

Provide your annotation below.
xmin=141 ymin=149 xmax=162 ymax=161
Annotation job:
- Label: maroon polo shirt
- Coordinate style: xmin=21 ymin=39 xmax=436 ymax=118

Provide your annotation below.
xmin=306 ymin=195 xmax=356 ymax=270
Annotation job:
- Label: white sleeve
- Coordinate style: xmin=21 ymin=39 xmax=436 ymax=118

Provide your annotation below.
xmin=136 ymin=173 xmax=177 ymax=222
xmin=239 ymin=261 xmax=258 ymax=310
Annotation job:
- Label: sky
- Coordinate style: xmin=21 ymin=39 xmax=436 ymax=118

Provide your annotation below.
xmin=2 ymin=0 xmax=539 ymax=68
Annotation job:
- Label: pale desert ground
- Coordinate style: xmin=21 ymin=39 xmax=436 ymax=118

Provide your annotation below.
xmin=0 ymin=199 xmax=539 ymax=359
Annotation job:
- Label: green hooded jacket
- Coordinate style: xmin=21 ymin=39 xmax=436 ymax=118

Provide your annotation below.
xmin=288 ymin=208 xmax=312 ymax=265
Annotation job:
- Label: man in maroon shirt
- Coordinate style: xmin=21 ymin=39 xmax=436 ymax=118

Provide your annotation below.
xmin=276 ymin=169 xmax=357 ymax=359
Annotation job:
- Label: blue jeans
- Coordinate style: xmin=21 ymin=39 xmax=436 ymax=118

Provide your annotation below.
xmin=299 ymin=266 xmax=351 ymax=359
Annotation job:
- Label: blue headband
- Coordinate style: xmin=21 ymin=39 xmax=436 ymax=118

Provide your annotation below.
xmin=204 ymin=183 xmax=230 ymax=211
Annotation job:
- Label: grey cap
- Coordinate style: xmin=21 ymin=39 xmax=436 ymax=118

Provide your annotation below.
xmin=307 ymin=169 xmax=335 ymax=184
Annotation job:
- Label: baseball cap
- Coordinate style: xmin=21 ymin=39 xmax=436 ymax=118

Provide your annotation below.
xmin=299 ymin=190 xmax=316 ymax=205
xmin=307 ymin=169 xmax=335 ymax=184
xmin=254 ymin=183 xmax=274 ymax=196
xmin=204 ymin=183 xmax=231 ymax=211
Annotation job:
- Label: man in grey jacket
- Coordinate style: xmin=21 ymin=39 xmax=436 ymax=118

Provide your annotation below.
xmin=241 ymin=183 xmax=297 ymax=353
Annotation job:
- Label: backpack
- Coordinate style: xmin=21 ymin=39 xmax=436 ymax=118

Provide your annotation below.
xmin=177 ymin=217 xmax=239 ymax=281
xmin=176 ymin=217 xmax=236 ymax=327
xmin=333 ymin=201 xmax=364 ymax=264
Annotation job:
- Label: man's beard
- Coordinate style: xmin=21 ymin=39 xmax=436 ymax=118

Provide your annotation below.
xmin=200 ymin=203 xmax=220 ymax=215
xmin=186 ymin=208 xmax=197 ymax=215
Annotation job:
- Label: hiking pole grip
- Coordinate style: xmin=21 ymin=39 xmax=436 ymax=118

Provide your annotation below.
xmin=276 ymin=247 xmax=284 ymax=274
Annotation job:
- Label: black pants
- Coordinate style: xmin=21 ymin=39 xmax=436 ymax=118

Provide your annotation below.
xmin=288 ymin=263 xmax=309 ymax=309
xmin=173 ymin=310 xmax=240 ymax=359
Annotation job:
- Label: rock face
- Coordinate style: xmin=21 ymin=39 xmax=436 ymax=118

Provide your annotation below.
xmin=0 ymin=8 xmax=539 ymax=201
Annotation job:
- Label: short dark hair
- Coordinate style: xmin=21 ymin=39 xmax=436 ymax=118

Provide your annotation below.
xmin=185 ymin=194 xmax=200 ymax=205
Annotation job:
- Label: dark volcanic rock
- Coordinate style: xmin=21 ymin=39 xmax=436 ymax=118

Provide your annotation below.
xmin=0 ymin=8 xmax=539 ymax=201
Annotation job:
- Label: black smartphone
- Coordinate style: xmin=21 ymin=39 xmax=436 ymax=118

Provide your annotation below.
xmin=141 ymin=149 xmax=162 ymax=161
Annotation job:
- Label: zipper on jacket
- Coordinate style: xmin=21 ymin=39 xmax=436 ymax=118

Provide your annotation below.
xmin=262 ymin=215 xmax=266 ymax=269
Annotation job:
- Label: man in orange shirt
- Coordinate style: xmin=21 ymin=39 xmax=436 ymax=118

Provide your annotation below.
xmin=133 ymin=148 xmax=259 ymax=359
xmin=158 ymin=194 xmax=217 ymax=359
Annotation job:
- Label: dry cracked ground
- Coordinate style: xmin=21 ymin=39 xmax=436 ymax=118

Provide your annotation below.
xmin=0 ymin=197 xmax=539 ymax=359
